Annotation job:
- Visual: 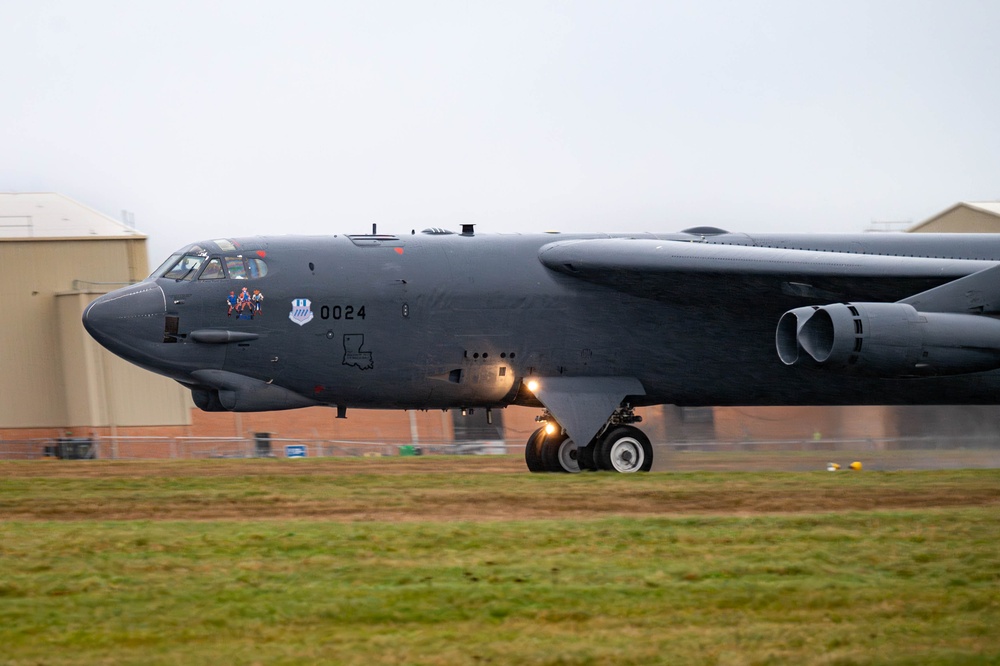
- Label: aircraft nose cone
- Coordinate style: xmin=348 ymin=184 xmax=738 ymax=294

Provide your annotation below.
xmin=83 ymin=282 xmax=166 ymax=355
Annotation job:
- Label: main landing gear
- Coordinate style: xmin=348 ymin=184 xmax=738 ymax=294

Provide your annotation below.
xmin=524 ymin=407 xmax=653 ymax=474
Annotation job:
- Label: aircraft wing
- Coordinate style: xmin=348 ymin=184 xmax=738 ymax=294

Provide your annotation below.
xmin=538 ymin=238 xmax=1000 ymax=307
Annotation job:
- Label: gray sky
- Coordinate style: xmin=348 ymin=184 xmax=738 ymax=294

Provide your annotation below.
xmin=2 ymin=0 xmax=999 ymax=262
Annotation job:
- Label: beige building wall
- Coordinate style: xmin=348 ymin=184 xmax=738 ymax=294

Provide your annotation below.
xmin=909 ymin=203 xmax=1000 ymax=233
xmin=1 ymin=237 xmax=190 ymax=429
xmin=56 ymin=291 xmax=192 ymax=427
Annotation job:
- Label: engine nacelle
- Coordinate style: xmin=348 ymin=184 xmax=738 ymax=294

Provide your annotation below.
xmin=776 ymin=302 xmax=1000 ymax=377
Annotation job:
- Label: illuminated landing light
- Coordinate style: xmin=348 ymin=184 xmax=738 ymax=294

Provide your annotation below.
xmin=526 ymin=380 xmax=539 ymax=393
xmin=544 ymin=422 xmax=557 ymax=435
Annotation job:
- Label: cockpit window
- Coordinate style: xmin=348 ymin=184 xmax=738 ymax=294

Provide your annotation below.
xmin=162 ymin=254 xmax=207 ymax=280
xmin=247 ymin=257 xmax=268 ymax=278
xmin=226 ymin=256 xmax=247 ymax=279
xmin=199 ymin=258 xmax=225 ymax=280
xmin=152 ymin=250 xmax=268 ymax=281
xmin=151 ymin=254 xmax=183 ymax=278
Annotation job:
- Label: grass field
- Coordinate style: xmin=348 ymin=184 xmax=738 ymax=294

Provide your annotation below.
xmin=1 ymin=457 xmax=999 ymax=665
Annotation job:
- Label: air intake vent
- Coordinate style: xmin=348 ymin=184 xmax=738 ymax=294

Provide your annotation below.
xmin=346 ymin=234 xmax=401 ymax=247
xmin=163 ymin=315 xmax=180 ymax=343
xmin=421 ymin=228 xmax=456 ymax=235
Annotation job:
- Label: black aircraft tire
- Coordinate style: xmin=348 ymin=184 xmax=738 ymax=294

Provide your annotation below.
xmin=597 ymin=426 xmax=653 ymax=473
xmin=541 ymin=433 xmax=582 ymax=474
xmin=524 ymin=428 xmax=547 ymax=473
xmin=577 ymin=441 xmax=599 ymax=471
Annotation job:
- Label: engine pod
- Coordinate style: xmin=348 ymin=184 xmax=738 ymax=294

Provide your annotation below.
xmin=777 ymin=302 xmax=1000 ymax=377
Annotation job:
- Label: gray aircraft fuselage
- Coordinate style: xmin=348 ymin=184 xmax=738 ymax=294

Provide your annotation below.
xmin=83 ymin=228 xmax=1000 ymax=472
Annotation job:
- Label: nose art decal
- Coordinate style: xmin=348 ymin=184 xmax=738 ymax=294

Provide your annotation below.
xmin=228 ymin=288 xmax=264 ymax=319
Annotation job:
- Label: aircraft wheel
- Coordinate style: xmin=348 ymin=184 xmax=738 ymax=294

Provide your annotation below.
xmin=597 ymin=426 xmax=653 ymax=473
xmin=541 ymin=433 xmax=582 ymax=473
xmin=576 ymin=441 xmax=599 ymax=471
xmin=524 ymin=428 xmax=546 ymax=473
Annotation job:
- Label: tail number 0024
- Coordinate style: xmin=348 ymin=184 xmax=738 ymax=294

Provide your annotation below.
xmin=319 ymin=305 xmax=366 ymax=320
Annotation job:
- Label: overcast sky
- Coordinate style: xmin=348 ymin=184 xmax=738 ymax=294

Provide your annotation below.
xmin=2 ymin=1 xmax=999 ymax=261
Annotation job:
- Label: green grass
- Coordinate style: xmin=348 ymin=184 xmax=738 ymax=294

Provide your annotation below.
xmin=1 ymin=463 xmax=999 ymax=665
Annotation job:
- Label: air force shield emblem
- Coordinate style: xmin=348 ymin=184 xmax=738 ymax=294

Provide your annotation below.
xmin=289 ymin=298 xmax=314 ymax=326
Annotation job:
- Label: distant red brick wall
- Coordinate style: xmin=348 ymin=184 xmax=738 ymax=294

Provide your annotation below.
xmin=714 ymin=406 xmax=897 ymax=441
xmin=0 ymin=405 xmax=539 ymax=445
xmin=2 ymin=404 xmax=905 ymax=454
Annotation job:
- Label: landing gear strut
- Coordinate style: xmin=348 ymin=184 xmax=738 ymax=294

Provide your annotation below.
xmin=524 ymin=405 xmax=653 ymax=474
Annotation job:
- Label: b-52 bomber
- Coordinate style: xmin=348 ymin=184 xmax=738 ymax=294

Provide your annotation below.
xmin=84 ymin=225 xmax=1000 ymax=473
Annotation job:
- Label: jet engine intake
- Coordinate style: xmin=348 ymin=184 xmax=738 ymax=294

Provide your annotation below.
xmin=191 ymin=389 xmax=227 ymax=412
xmin=776 ymin=302 xmax=1000 ymax=377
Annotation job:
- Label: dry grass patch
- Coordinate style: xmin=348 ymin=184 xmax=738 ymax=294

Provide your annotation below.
xmin=1 ymin=458 xmax=999 ymax=522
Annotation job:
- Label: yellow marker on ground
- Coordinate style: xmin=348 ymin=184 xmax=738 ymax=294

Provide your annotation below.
xmin=849 ymin=461 xmax=863 ymax=471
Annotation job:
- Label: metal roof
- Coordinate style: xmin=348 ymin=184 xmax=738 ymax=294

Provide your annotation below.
xmin=965 ymin=201 xmax=1000 ymax=216
xmin=0 ymin=192 xmax=145 ymax=240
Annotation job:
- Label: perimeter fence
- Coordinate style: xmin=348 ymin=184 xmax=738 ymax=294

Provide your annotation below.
xmin=1 ymin=434 xmax=998 ymax=461
xmin=0 ymin=436 xmax=510 ymax=460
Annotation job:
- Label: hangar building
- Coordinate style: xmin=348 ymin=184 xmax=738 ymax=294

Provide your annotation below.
xmin=0 ymin=193 xmax=191 ymax=437
xmin=909 ymin=201 xmax=1000 ymax=233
